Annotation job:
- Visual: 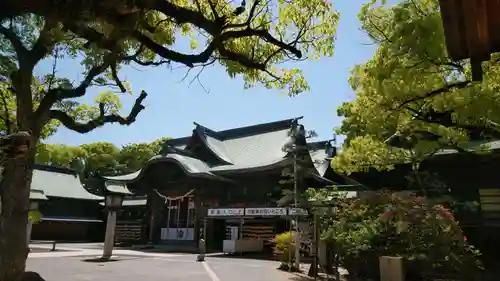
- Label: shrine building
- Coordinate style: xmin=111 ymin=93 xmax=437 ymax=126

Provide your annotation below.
xmin=103 ymin=117 xmax=359 ymax=252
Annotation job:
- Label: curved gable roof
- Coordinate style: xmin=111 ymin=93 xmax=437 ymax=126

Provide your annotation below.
xmin=106 ymin=117 xmax=335 ymax=182
xmin=31 ymin=167 xmax=102 ymax=201
xmin=193 ymin=124 xmax=234 ymax=165
xmin=103 ymin=154 xmax=228 ymax=183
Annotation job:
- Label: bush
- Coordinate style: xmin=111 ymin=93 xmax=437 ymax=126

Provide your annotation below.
xmin=273 ymin=231 xmax=296 ymax=269
xmin=322 ymin=192 xmax=482 ymax=280
xmin=28 ymin=210 xmax=42 ymax=224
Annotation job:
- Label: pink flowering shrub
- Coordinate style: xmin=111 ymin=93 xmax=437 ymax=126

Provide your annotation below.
xmin=322 ymin=192 xmax=482 ymax=280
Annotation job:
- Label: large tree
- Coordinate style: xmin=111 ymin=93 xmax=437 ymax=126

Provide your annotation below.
xmin=333 ymin=0 xmax=500 ymax=175
xmin=0 ymin=0 xmax=338 ymax=279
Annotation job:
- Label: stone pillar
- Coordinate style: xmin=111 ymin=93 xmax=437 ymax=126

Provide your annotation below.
xmin=26 ymin=220 xmax=33 ymax=246
xmin=102 ymin=210 xmax=117 ymax=259
xmin=379 ymin=256 xmax=405 ymax=281
xmin=318 ymin=239 xmax=327 ymax=267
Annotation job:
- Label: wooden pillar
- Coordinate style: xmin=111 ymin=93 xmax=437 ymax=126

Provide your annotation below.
xmin=185 ymin=198 xmax=191 ymax=241
xmin=148 ymin=190 xmax=165 ymax=243
xmin=148 ymin=208 xmax=155 ymax=243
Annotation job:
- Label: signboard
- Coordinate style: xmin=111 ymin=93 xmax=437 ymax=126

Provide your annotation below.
xmin=288 ymin=208 xmax=308 ymax=216
xmin=207 ymin=208 xmax=244 ymax=217
xmin=245 ymin=207 xmax=287 ymax=216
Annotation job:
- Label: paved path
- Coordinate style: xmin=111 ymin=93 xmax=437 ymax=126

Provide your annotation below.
xmin=27 ymin=244 xmax=295 ymax=281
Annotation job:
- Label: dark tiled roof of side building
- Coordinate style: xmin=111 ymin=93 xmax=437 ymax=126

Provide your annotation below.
xmin=30 ymin=164 xmax=102 ymax=200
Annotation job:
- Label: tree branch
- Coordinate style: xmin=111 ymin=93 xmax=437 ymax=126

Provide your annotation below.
xmin=36 ymin=52 xmax=120 ymax=120
xmin=110 ymin=63 xmax=126 ymax=92
xmin=49 ymin=90 xmax=148 ymax=134
xmin=389 ymin=129 xmax=472 ymax=154
xmin=402 ymin=105 xmax=500 ymax=139
xmin=31 ymin=19 xmax=57 ymax=63
xmin=365 ymin=14 xmax=392 ymax=44
xmin=122 ymin=45 xmax=171 ymax=66
xmin=2 ymin=0 xmax=304 ymax=87
xmin=63 ymin=6 xmax=301 ymax=70
xmin=395 ymin=80 xmax=472 ymax=109
xmin=132 ymin=31 xmax=214 ymax=67
xmin=224 ymin=0 xmax=261 ymax=30
xmin=0 ymin=25 xmax=30 ymax=64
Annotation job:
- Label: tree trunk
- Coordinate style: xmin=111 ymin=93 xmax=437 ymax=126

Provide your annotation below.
xmin=0 ymin=146 xmax=36 ymax=281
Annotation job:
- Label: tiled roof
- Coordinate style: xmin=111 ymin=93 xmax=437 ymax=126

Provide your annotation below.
xmin=31 ymin=166 xmax=102 ymax=201
xmin=105 ymin=118 xmax=334 ymax=183
xmin=436 ymin=139 xmax=500 ymax=155
xmin=104 ymin=154 xmax=227 ymax=181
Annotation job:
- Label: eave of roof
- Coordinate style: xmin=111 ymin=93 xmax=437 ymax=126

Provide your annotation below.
xmin=99 ymin=197 xmax=147 ymax=206
xmin=104 ymin=154 xmax=230 ymax=183
xmin=30 ymin=189 xmax=48 ymax=201
xmin=41 ymin=216 xmax=103 ymax=223
xmin=435 ymin=139 xmax=500 ymax=155
xmin=105 ymin=181 xmax=133 ymax=195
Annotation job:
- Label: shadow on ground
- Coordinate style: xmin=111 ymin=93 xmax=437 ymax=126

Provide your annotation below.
xmin=286 ymin=273 xmax=346 ymax=281
xmin=29 ymin=248 xmax=68 ymax=253
xmin=22 ymin=271 xmax=46 ymax=281
xmin=81 ymin=257 xmax=120 ymax=263
xmin=81 ymin=256 xmax=146 ymax=263
xmin=207 ymin=253 xmax=281 ymax=262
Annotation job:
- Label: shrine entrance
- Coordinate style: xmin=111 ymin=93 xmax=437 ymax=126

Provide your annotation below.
xmin=154 ymin=189 xmax=197 ymax=243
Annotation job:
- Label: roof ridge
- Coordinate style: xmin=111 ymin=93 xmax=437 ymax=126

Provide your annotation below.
xmin=216 ymin=117 xmax=302 ymax=140
xmin=33 ymin=164 xmax=79 ymax=176
xmin=193 ymin=122 xmax=223 ymax=140
xmin=164 ymin=117 xmax=302 ymax=145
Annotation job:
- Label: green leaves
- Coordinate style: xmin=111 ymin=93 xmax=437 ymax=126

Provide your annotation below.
xmin=28 ymin=210 xmax=42 ymax=224
xmin=35 ymin=137 xmax=171 ymax=177
xmin=208 ymin=0 xmax=339 ymax=96
xmin=117 ymin=142 xmax=157 ymax=173
xmin=316 ymin=191 xmax=483 ymax=278
xmin=332 ymin=135 xmax=409 ymax=174
xmin=334 ymin=0 xmax=500 ymax=174
xmin=95 ymin=91 xmax=123 ymax=115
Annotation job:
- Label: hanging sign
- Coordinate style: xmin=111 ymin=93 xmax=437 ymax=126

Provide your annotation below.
xmin=207 ymin=208 xmax=244 ymax=217
xmin=245 ymin=207 xmax=287 ymax=216
xmin=288 ymin=208 xmax=308 ymax=216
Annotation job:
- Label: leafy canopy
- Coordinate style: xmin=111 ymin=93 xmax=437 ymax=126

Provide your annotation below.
xmin=333 ymin=0 xmax=500 ymax=174
xmin=35 ymin=137 xmax=170 ymax=176
xmin=0 ymin=0 xmax=339 ymax=145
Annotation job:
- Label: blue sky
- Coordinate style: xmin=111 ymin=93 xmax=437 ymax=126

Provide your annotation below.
xmin=38 ymin=0 xmax=377 ymax=147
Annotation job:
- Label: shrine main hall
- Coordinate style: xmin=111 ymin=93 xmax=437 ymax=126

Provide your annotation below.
xmin=103 ymin=117 xmax=355 ymax=252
